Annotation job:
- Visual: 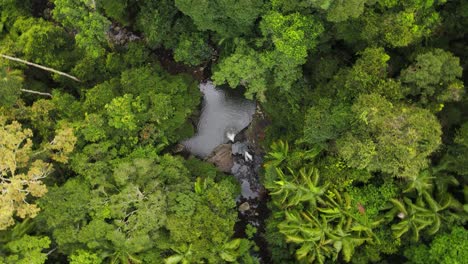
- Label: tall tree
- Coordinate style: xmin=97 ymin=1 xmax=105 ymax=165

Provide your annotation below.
xmin=400 ymin=49 xmax=464 ymax=108
xmin=337 ymin=93 xmax=442 ymax=178
xmin=0 ymin=118 xmax=76 ymax=230
xmin=213 ymin=12 xmax=323 ymax=100
xmin=174 ymin=0 xmax=264 ymax=38
xmin=53 ymin=0 xmax=111 ymax=59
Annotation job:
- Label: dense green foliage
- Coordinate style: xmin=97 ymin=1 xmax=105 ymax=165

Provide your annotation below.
xmin=0 ymin=0 xmax=467 ymax=263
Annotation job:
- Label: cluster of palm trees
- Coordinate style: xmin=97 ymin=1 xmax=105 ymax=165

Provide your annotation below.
xmin=383 ymin=169 xmax=465 ymax=242
xmin=264 ymin=140 xmax=466 ymax=263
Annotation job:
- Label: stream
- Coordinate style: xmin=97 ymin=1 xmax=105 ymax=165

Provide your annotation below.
xmin=181 ymin=81 xmax=270 ymax=262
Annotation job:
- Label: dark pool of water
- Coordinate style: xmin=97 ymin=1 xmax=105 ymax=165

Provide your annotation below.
xmin=182 ymin=81 xmax=256 ymax=157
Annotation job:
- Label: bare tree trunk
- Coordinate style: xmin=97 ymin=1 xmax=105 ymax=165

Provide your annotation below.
xmin=20 ymin=89 xmax=52 ymax=97
xmin=0 ymin=54 xmax=81 ymax=82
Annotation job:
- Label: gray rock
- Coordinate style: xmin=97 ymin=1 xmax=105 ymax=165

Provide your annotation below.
xmin=172 ymin=143 xmax=186 ymax=154
xmin=239 ymin=202 xmax=250 ymax=212
xmin=206 ymin=144 xmax=233 ymax=173
xmin=232 ymin=142 xmax=248 ymax=155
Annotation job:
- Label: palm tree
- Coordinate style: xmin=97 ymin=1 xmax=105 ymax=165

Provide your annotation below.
xmin=404 ymin=170 xmax=434 ymax=195
xmin=264 ymin=140 xmax=322 ymax=170
xmin=264 ymin=141 xmax=376 ymax=263
xmin=164 ymin=244 xmax=192 ymax=264
xmin=327 ymin=224 xmax=369 ymax=262
xmin=264 ymin=140 xmax=289 ymax=168
xmin=387 ymin=193 xmax=455 ymax=241
xmin=275 ymin=181 xmax=379 ymax=263
xmin=278 ymin=210 xmax=334 ymax=264
xmin=215 ymin=238 xmax=243 ymax=262
xmin=386 ymin=167 xmax=465 ymax=241
xmin=389 ymin=198 xmax=434 ymax=241
xmin=278 ymin=206 xmax=376 ymax=263
xmin=265 ymin=167 xmax=327 ymax=209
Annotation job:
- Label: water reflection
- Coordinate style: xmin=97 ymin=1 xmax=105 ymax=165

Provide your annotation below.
xmin=182 ymin=81 xmax=256 ymax=157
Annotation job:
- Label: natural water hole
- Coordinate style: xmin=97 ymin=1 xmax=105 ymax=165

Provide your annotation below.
xmin=181 ymin=81 xmax=270 ymax=262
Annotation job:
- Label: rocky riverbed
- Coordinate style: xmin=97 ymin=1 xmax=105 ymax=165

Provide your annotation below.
xmin=179 ymin=82 xmax=271 ymax=262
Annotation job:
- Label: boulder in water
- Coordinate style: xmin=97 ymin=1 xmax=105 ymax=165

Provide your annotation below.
xmin=239 ymin=202 xmax=250 ymax=212
xmin=206 ymin=144 xmax=233 ymax=173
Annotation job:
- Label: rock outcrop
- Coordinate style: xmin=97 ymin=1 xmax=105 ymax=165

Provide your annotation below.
xmin=206 ymin=144 xmax=233 ymax=173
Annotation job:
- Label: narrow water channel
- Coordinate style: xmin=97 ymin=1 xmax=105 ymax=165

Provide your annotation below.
xmin=181 ymin=81 xmax=270 ymax=262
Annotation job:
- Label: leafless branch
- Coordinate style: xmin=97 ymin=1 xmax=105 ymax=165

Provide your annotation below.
xmin=0 ymin=54 xmax=81 ymax=82
xmin=20 ymin=89 xmax=52 ymax=97
xmin=47 ymin=247 xmax=57 ymax=256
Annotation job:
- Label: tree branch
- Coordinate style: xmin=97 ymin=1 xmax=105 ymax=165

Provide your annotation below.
xmin=47 ymin=247 xmax=57 ymax=256
xmin=0 ymin=54 xmax=81 ymax=82
xmin=20 ymin=89 xmax=52 ymax=97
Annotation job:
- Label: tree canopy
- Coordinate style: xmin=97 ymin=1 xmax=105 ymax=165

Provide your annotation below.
xmin=0 ymin=0 xmax=466 ymax=263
